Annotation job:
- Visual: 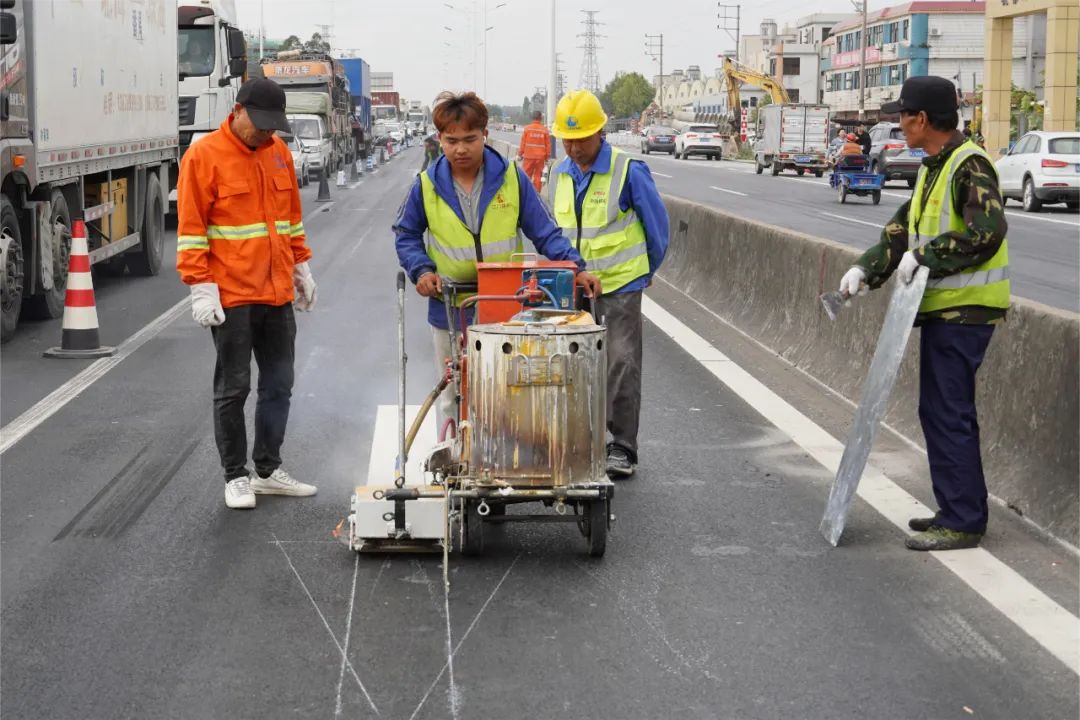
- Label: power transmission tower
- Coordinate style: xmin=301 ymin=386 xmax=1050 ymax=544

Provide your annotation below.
xmin=644 ymin=33 xmax=664 ymax=123
xmin=313 ymin=23 xmax=334 ymax=53
xmin=555 ymin=52 xmax=567 ymax=99
xmin=716 ymin=4 xmax=740 ymax=60
xmin=577 ymin=10 xmax=603 ymax=93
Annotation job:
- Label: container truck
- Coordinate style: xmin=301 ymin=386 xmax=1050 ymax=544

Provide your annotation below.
xmin=1 ymin=0 xmax=178 ymax=343
xmin=372 ymin=91 xmax=400 ymax=123
xmin=336 ymin=56 xmax=372 ymax=158
xmin=753 ymin=104 xmax=831 ymax=177
xmin=261 ymin=51 xmax=354 ymax=175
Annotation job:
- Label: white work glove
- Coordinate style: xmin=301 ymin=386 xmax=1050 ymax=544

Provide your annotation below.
xmin=293 ymin=261 xmax=318 ymax=311
xmin=190 ymin=283 xmax=225 ymax=328
xmin=839 ymin=266 xmax=868 ymax=298
xmin=896 ymin=250 xmax=921 ymax=285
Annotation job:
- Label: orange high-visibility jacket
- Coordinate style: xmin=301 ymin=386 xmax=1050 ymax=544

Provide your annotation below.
xmin=518 ymin=121 xmax=551 ymax=160
xmin=176 ymin=116 xmax=312 ymax=308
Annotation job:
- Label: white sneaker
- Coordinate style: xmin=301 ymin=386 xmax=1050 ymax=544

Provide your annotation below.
xmin=225 ymin=475 xmax=256 ymax=509
xmin=249 ymin=468 xmax=317 ymax=497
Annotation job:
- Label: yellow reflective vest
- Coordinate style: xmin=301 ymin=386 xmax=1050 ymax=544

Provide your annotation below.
xmin=419 ymin=163 xmax=523 ymax=305
xmin=908 ymin=140 xmax=1010 ymax=314
xmin=549 ymin=147 xmax=649 ymax=294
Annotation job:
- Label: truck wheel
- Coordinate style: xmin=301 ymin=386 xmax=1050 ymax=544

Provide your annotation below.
xmin=25 ymin=191 xmax=71 ymax=320
xmin=814 ymin=170 xmax=823 ymax=178
xmin=771 ymin=161 xmax=780 ymax=176
xmin=755 ymin=160 xmax=763 ymax=175
xmin=128 ymin=175 xmax=164 ymax=276
xmin=1 ymin=196 xmax=25 ymax=343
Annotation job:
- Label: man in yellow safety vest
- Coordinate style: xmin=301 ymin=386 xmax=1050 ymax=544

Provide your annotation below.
xmin=839 ymin=76 xmax=1010 ymax=552
xmin=548 ymin=90 xmax=670 ymax=478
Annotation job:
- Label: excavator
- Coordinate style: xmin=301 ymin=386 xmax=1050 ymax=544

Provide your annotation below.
xmin=721 ymin=57 xmax=790 ymax=143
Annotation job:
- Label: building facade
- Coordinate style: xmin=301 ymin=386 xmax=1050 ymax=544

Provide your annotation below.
xmin=821 ymin=1 xmax=1046 ymax=122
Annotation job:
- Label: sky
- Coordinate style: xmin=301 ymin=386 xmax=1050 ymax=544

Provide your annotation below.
xmin=234 ymin=0 xmax=865 ymax=108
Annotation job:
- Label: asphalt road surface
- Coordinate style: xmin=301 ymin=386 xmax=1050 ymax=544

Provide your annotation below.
xmin=2 ymin=144 xmax=1077 ymax=719
xmin=491 ymin=130 xmax=1080 ymax=313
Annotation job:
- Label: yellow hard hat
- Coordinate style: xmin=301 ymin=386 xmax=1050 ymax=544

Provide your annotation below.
xmin=551 ymin=90 xmax=608 ymax=140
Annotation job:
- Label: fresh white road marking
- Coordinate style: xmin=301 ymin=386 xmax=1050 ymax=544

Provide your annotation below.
xmin=652 ymin=171 xmax=673 ymax=178
xmin=820 ymin=211 xmax=883 ymax=229
xmin=368 ymin=405 xmax=436 ymax=485
xmin=0 ymin=298 xmax=188 ymax=455
xmin=709 ymin=186 xmax=748 ymax=197
xmin=641 ymin=293 xmax=1079 ymax=676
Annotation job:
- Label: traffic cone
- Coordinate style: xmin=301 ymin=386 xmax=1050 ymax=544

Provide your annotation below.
xmin=315 ymin=166 xmax=332 ymax=202
xmin=44 ymin=220 xmax=116 ymax=359
xmin=349 ymin=157 xmax=360 ymax=181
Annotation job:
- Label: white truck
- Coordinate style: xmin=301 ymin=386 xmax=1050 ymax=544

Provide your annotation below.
xmin=754 ymin=104 xmax=831 ymax=178
xmin=177 ymin=0 xmax=248 ymax=165
xmin=1 ymin=0 xmax=178 ymax=342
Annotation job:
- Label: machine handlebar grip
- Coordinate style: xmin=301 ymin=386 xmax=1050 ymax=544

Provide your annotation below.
xmin=397 ymin=270 xmax=406 ymax=291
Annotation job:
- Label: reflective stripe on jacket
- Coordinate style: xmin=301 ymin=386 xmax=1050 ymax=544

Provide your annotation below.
xmin=519 ymin=122 xmax=552 ymax=160
xmin=908 ymin=140 xmax=1010 ymax=314
xmin=549 ymin=146 xmax=648 ymax=294
xmin=176 ymin=116 xmax=311 ymax=308
xmin=419 ymin=159 xmax=523 ymax=304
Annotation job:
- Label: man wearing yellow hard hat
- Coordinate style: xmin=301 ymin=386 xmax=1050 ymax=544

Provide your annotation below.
xmin=548 ymin=89 xmax=669 ymax=479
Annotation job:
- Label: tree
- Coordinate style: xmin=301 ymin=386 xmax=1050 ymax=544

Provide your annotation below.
xmin=280 ymin=35 xmax=302 ymax=51
xmin=303 ymin=32 xmax=330 ymax=53
xmin=610 ymin=72 xmax=654 ymax=118
xmin=521 ymin=96 xmax=531 ymax=122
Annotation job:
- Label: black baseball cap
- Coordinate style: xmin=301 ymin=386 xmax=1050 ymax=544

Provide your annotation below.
xmin=236 ymin=78 xmax=291 ymax=132
xmin=880 ymin=75 xmax=958 ymax=115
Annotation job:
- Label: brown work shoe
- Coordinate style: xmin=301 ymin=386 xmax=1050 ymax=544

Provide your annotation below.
xmin=905 ymin=526 xmax=982 ymax=552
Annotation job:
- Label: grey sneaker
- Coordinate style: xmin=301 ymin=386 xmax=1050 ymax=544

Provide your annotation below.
xmin=225 ymin=475 xmax=256 ymax=509
xmin=908 ymin=516 xmax=938 ymax=532
xmin=905 ymin=526 xmax=982 ymax=551
xmin=606 ymin=446 xmax=635 ymax=478
xmin=250 ymin=468 xmax=317 ymax=497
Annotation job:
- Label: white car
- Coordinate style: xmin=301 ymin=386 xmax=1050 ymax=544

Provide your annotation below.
xmin=282 ymin=135 xmax=310 ymax=187
xmin=675 ymin=124 xmax=724 ymax=161
xmin=995 ymin=131 xmax=1079 ymax=212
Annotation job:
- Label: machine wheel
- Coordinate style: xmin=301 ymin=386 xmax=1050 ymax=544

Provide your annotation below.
xmin=462 ymin=500 xmax=484 ymax=556
xmin=771 ymin=161 xmax=780 ymax=176
xmin=814 ymin=170 xmax=823 ymax=178
xmin=584 ymin=498 xmax=608 ymax=558
xmin=872 ymin=190 xmax=882 ymax=205
xmin=1022 ymin=177 xmax=1042 ymax=212
xmin=24 ymin=190 xmax=71 ymax=320
xmin=128 ymin=174 xmax=164 ymax=276
xmin=837 ymin=181 xmax=848 ymax=204
xmin=796 ymin=168 xmax=805 ymax=176
xmin=1 ymin=196 xmax=25 ymax=343
xmin=755 ymin=160 xmax=763 ymax=175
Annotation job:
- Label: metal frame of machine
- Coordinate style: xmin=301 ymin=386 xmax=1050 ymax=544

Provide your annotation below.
xmin=342 ymin=260 xmax=614 ymax=558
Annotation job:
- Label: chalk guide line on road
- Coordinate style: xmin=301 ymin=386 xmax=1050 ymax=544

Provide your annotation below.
xmin=640 ymin=293 xmax=1079 ymax=676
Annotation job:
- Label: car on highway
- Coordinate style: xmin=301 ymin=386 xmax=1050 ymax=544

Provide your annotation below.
xmin=995 ymin=131 xmax=1080 ymax=212
xmin=288 ymin=115 xmax=332 ymax=181
xmin=675 ymin=124 xmax=723 ymax=161
xmin=641 ymin=126 xmax=676 ymax=155
xmin=867 ymin=121 xmax=922 ymax=187
xmin=281 ymin=134 xmax=311 ymax=187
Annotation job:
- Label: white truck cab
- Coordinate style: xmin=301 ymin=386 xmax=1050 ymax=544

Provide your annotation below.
xmin=287 ymin=114 xmax=331 ymax=179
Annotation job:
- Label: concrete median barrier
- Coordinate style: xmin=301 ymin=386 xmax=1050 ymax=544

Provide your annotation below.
xmin=658 ymin=194 xmax=1079 ymax=544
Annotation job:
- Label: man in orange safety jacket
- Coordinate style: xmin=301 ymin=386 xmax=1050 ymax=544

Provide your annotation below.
xmin=176 ymin=78 xmax=319 ymax=511
xmin=517 ymin=111 xmax=552 ymax=192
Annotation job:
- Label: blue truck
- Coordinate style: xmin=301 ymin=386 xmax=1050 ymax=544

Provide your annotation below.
xmin=337 ymin=57 xmax=373 ymax=158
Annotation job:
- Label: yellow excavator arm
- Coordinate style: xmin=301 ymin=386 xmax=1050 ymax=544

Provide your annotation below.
xmin=722 ymin=57 xmax=791 ymax=112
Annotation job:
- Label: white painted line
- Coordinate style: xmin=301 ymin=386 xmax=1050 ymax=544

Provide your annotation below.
xmin=334 ymin=554 xmax=361 ymax=717
xmin=709 ymin=185 xmax=748 ymax=197
xmin=368 ymin=404 xmax=436 ymax=486
xmin=652 ymin=172 xmax=673 ymax=178
xmin=1 ymin=298 xmax=188 ymax=455
xmin=820 ymin=211 xmax=883 ymax=229
xmin=1004 ymin=210 xmax=1080 ymax=227
xmin=641 ymin=294 xmax=1080 ymax=675
xmin=773 ymin=174 xmax=831 ymax=187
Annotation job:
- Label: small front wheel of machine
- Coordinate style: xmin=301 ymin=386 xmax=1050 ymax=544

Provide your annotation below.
xmin=796 ymin=168 xmax=805 ymax=176
xmin=872 ymin=190 xmax=882 ymax=205
xmin=771 ymin=161 xmax=780 ymax=177
xmin=837 ymin=180 xmax=848 ymax=204
xmin=128 ymin=174 xmax=164 ymax=276
xmin=1022 ymin=177 xmax=1042 ymax=212
xmin=584 ymin=498 xmax=608 ymax=558
xmin=462 ymin=500 xmax=484 ymax=556
xmin=814 ymin=169 xmax=824 ymax=178
xmin=24 ymin=190 xmax=71 ymax=320
xmin=1 ymin=195 xmax=25 ymax=343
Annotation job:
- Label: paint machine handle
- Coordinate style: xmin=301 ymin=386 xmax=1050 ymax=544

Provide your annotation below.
xmin=397 ymin=270 xmax=405 ymax=292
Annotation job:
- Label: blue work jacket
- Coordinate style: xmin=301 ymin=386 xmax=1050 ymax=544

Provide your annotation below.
xmin=394 ymin=145 xmax=585 ymax=329
xmin=550 ymin=141 xmax=669 ymax=294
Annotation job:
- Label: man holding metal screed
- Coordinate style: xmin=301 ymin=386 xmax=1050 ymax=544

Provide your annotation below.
xmin=837 ymin=76 xmax=1010 ymax=551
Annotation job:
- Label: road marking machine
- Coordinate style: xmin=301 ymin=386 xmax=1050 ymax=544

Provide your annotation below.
xmin=338 ymin=258 xmax=614 ymax=558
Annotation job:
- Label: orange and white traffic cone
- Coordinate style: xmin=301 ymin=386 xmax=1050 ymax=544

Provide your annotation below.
xmin=43 ymin=219 xmax=116 ymax=359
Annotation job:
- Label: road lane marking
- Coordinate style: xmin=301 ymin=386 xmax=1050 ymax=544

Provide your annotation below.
xmin=334 ymin=553 xmax=361 ymax=717
xmin=709 ymin=186 xmax=748 ymax=197
xmin=1004 ymin=210 xmax=1079 ymax=227
xmin=820 ymin=211 xmax=883 ymax=228
xmin=641 ymin=294 xmax=1079 ymax=676
xmin=652 ymin=172 xmax=673 ymax=178
xmin=0 ymin=298 xmax=188 ymax=455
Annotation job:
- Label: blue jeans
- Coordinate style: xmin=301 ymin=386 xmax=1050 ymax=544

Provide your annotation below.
xmin=918 ymin=322 xmax=995 ymax=534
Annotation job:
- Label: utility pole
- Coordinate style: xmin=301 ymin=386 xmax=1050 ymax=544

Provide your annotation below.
xmin=851 ymin=0 xmax=868 ymax=121
xmin=717 ymin=4 xmax=740 ymax=61
xmin=577 ymin=10 xmax=603 ymax=94
xmin=645 ymin=33 xmax=664 ymax=124
xmin=548 ymin=0 xmax=556 ymax=148
xmin=259 ymin=0 xmax=264 ymax=59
